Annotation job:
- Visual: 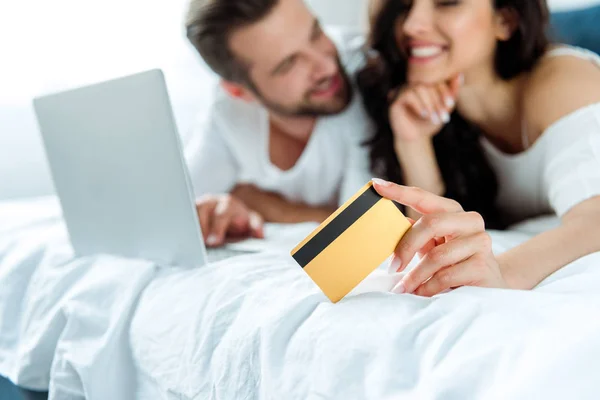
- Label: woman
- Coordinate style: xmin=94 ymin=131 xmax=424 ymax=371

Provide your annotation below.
xmin=359 ymin=0 xmax=600 ymax=296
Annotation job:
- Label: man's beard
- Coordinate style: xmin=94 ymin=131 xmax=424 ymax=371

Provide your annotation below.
xmin=249 ymin=61 xmax=354 ymax=118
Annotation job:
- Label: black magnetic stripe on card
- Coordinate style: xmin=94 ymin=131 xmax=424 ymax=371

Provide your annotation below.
xmin=292 ymin=185 xmax=382 ymax=268
xmin=393 ymin=200 xmax=404 ymax=213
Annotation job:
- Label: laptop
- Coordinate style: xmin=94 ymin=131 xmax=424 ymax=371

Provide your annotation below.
xmin=33 ymin=69 xmax=253 ymax=267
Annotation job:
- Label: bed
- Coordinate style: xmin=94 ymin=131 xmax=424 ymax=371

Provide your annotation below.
xmin=1 ymin=197 xmax=600 ymax=400
xmin=3 ymin=2 xmax=600 ymax=397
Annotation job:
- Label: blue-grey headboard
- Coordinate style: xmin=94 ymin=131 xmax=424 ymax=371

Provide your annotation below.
xmin=550 ymin=6 xmax=600 ymax=54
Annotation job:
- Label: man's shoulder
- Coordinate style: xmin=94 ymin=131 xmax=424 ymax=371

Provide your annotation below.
xmin=325 ymin=26 xmax=368 ymax=75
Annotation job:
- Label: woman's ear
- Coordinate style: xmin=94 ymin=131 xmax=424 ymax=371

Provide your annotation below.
xmin=220 ymin=80 xmax=256 ymax=102
xmin=495 ymin=8 xmax=519 ymax=41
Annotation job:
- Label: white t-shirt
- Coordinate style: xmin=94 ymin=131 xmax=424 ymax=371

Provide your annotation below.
xmin=480 ymin=46 xmax=600 ymax=225
xmin=184 ymin=28 xmax=373 ymax=208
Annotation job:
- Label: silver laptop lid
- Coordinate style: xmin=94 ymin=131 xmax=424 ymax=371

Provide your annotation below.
xmin=33 ymin=69 xmax=208 ymax=267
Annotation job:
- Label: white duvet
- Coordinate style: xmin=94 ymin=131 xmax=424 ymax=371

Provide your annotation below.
xmin=1 ymin=197 xmax=600 ymax=399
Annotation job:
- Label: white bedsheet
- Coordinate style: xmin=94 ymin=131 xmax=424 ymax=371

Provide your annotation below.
xmin=130 ymin=232 xmax=600 ymax=400
xmin=0 ymin=197 xmax=157 ymax=399
xmin=1 ymin=198 xmax=599 ymax=399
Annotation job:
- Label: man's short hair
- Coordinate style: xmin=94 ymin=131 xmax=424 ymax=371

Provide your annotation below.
xmin=186 ymin=0 xmax=278 ymax=84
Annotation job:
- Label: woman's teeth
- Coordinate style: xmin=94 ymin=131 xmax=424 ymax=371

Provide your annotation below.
xmin=411 ymin=46 xmax=444 ymax=58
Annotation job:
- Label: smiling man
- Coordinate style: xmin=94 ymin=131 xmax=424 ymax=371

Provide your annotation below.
xmin=184 ymin=0 xmax=372 ymax=247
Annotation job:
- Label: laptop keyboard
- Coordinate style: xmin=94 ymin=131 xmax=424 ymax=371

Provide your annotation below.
xmin=206 ymin=247 xmax=255 ymax=263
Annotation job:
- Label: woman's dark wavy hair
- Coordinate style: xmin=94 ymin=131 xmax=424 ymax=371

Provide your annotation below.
xmin=357 ymin=0 xmax=550 ymax=229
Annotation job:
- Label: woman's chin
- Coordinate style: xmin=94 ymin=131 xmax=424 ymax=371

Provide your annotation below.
xmin=407 ymin=70 xmax=454 ymax=85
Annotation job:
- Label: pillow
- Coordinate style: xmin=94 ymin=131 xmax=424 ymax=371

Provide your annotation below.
xmin=550 ymin=5 xmax=600 ymax=55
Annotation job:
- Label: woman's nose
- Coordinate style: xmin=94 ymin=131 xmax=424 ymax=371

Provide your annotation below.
xmin=403 ymin=2 xmax=434 ymax=37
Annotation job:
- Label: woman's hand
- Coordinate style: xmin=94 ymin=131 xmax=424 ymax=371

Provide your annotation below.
xmin=389 ymin=74 xmax=462 ymax=143
xmin=372 ymin=178 xmax=508 ymax=297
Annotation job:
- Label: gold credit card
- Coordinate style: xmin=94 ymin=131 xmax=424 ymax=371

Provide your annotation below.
xmin=290 ymin=182 xmax=412 ymax=303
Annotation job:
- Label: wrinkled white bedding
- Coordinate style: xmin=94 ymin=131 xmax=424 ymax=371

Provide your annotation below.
xmin=1 ymin=197 xmax=600 ymax=399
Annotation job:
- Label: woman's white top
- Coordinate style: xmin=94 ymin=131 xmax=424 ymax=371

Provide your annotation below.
xmin=480 ymin=46 xmax=600 ymax=224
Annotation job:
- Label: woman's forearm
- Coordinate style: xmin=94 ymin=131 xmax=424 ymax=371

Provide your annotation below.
xmin=499 ymin=213 xmax=600 ymax=290
xmin=394 ymin=139 xmax=444 ymax=194
xmin=394 ymin=139 xmax=445 ymax=219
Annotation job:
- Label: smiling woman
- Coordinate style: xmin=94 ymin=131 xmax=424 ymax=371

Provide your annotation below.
xmin=358 ymin=0 xmax=550 ymax=229
xmin=357 ymin=0 xmax=600 ymax=296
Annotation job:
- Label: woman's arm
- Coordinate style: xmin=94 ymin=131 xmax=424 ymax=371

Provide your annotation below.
xmin=381 ymin=55 xmax=600 ymax=295
xmin=500 ymin=197 xmax=600 ymax=290
xmin=394 ymin=140 xmax=445 ymax=193
xmin=504 ymin=52 xmax=600 ymax=289
xmin=389 ymin=77 xmax=462 ymax=219
xmin=373 ymin=179 xmax=600 ymax=297
xmin=394 ymin=139 xmax=445 ymax=220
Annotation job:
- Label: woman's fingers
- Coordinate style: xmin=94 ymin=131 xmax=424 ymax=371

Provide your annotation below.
xmin=391 ymin=76 xmax=462 ymax=127
xmin=399 ymin=232 xmax=492 ymax=294
xmin=410 ymin=258 xmax=478 ymax=297
xmin=413 ymin=250 xmax=505 ymax=297
xmin=372 ymin=181 xmax=478 ymax=272
xmin=389 ymin=217 xmax=416 ymax=274
xmin=428 ymin=85 xmax=449 ymax=125
xmin=388 ymin=237 xmax=437 ymax=274
xmin=437 ymin=82 xmax=455 ymax=113
xmin=401 ymin=91 xmax=430 ymax=120
xmin=402 ymin=85 xmax=454 ymax=125
xmin=414 ymin=86 xmax=438 ymax=123
xmin=393 ymin=211 xmax=486 ymax=272
xmin=372 ymin=181 xmax=463 ymax=214
xmin=417 ymin=238 xmax=438 ymax=259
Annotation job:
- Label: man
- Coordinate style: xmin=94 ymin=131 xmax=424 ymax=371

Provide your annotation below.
xmin=184 ymin=0 xmax=372 ymax=247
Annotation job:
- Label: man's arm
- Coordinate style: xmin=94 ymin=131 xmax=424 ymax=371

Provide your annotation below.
xmin=231 ymin=184 xmax=335 ymax=224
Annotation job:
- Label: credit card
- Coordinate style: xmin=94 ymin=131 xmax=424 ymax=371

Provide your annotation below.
xmin=291 ymin=181 xmax=411 ymax=303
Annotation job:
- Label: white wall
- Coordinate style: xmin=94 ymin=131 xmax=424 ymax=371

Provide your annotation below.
xmin=306 ymin=0 xmax=367 ymax=29
xmin=0 ymin=0 xmax=215 ymax=200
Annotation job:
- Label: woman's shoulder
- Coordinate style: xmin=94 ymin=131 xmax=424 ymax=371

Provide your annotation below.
xmin=523 ymin=46 xmax=600 ymax=134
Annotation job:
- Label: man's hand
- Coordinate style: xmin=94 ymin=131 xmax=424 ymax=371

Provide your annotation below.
xmin=195 ymin=194 xmax=264 ymax=247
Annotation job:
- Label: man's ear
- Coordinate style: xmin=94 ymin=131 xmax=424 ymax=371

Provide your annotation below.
xmin=221 ymin=80 xmax=256 ymax=102
xmin=495 ymin=8 xmax=519 ymax=42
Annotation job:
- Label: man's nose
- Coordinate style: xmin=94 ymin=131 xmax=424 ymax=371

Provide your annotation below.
xmin=309 ymin=48 xmax=338 ymax=80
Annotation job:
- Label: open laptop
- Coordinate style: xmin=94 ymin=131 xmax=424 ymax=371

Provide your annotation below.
xmin=33 ymin=69 xmax=254 ymax=267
